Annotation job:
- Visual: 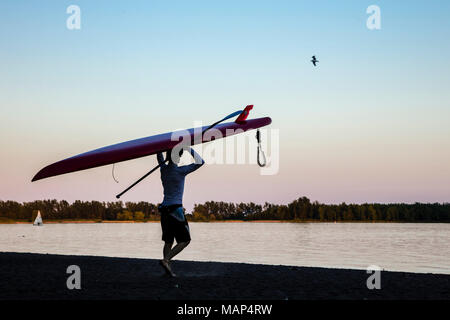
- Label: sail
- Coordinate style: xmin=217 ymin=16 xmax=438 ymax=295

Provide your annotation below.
xmin=33 ymin=211 xmax=43 ymax=226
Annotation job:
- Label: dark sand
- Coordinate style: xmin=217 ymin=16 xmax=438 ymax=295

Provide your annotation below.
xmin=0 ymin=252 xmax=448 ymax=300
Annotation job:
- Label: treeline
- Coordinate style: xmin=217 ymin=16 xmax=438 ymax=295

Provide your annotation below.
xmin=192 ymin=197 xmax=450 ymax=222
xmin=0 ymin=197 xmax=449 ymax=222
xmin=0 ymin=200 xmax=159 ymax=221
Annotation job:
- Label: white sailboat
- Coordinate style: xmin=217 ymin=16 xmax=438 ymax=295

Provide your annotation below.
xmin=33 ymin=210 xmax=43 ymax=226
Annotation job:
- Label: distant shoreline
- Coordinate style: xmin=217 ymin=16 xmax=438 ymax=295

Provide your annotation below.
xmin=3 ymin=197 xmax=449 ymax=224
xmin=1 ymin=219 xmax=448 ymax=224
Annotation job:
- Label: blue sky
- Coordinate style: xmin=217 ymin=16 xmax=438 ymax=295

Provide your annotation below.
xmin=1 ymin=1 xmax=450 ymax=210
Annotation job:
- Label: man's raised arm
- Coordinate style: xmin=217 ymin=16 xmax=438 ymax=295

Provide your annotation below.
xmin=157 ymin=152 xmax=167 ymax=167
xmin=181 ymin=148 xmax=204 ymax=174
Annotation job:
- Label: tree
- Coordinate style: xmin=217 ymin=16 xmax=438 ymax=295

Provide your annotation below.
xmin=367 ymin=205 xmax=377 ymax=221
xmin=318 ymin=206 xmax=326 ymax=221
xmin=343 ymin=207 xmax=354 ymax=221
xmin=134 ymin=211 xmax=145 ymax=220
xmin=117 ymin=210 xmax=133 ymax=220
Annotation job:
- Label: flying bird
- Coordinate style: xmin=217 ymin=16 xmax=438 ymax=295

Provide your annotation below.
xmin=311 ymin=55 xmax=319 ymax=66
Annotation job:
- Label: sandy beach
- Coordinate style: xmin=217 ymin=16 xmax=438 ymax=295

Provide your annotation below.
xmin=0 ymin=252 xmax=448 ymax=300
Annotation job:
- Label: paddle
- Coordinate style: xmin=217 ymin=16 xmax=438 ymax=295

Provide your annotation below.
xmin=115 ymin=110 xmax=243 ymax=199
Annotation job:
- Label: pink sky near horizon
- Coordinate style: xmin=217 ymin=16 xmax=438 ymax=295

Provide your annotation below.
xmin=1 ymin=114 xmax=449 ymax=213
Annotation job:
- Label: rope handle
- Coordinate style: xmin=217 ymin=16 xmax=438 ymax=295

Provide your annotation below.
xmin=256 ymin=129 xmax=266 ymax=167
xmin=112 ymin=163 xmax=119 ymax=183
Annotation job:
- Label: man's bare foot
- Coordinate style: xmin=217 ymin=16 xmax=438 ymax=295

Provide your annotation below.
xmin=159 ymin=259 xmax=176 ymax=277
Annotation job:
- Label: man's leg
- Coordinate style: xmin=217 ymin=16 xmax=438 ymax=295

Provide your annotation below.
xmin=160 ymin=214 xmax=190 ymax=277
xmin=165 ymin=241 xmax=190 ymax=261
xmin=163 ymin=242 xmax=173 ymax=262
xmin=160 ymin=242 xmax=176 ymax=277
xmin=165 ymin=217 xmax=191 ymax=261
xmin=160 ymin=241 xmax=189 ymax=277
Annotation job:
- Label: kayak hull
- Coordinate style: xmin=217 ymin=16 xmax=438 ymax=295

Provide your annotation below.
xmin=32 ymin=117 xmax=272 ymax=181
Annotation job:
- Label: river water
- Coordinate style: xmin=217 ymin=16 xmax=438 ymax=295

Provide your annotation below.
xmin=1 ymin=222 xmax=449 ymax=274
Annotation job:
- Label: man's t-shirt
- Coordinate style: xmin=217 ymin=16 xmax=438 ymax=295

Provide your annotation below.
xmin=157 ymin=150 xmax=204 ymax=207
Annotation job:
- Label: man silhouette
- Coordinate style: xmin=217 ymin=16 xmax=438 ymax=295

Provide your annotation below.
xmin=157 ymin=147 xmax=204 ymax=277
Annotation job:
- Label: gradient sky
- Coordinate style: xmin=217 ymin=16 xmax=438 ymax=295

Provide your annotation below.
xmin=1 ymin=1 xmax=450 ymax=211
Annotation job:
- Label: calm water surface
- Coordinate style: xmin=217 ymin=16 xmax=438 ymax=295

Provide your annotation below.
xmin=1 ymin=222 xmax=449 ymax=274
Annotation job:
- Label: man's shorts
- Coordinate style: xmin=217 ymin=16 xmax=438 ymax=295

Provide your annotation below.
xmin=159 ymin=204 xmax=191 ymax=244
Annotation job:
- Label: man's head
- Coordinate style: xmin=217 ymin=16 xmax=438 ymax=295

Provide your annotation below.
xmin=167 ymin=148 xmax=184 ymax=165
